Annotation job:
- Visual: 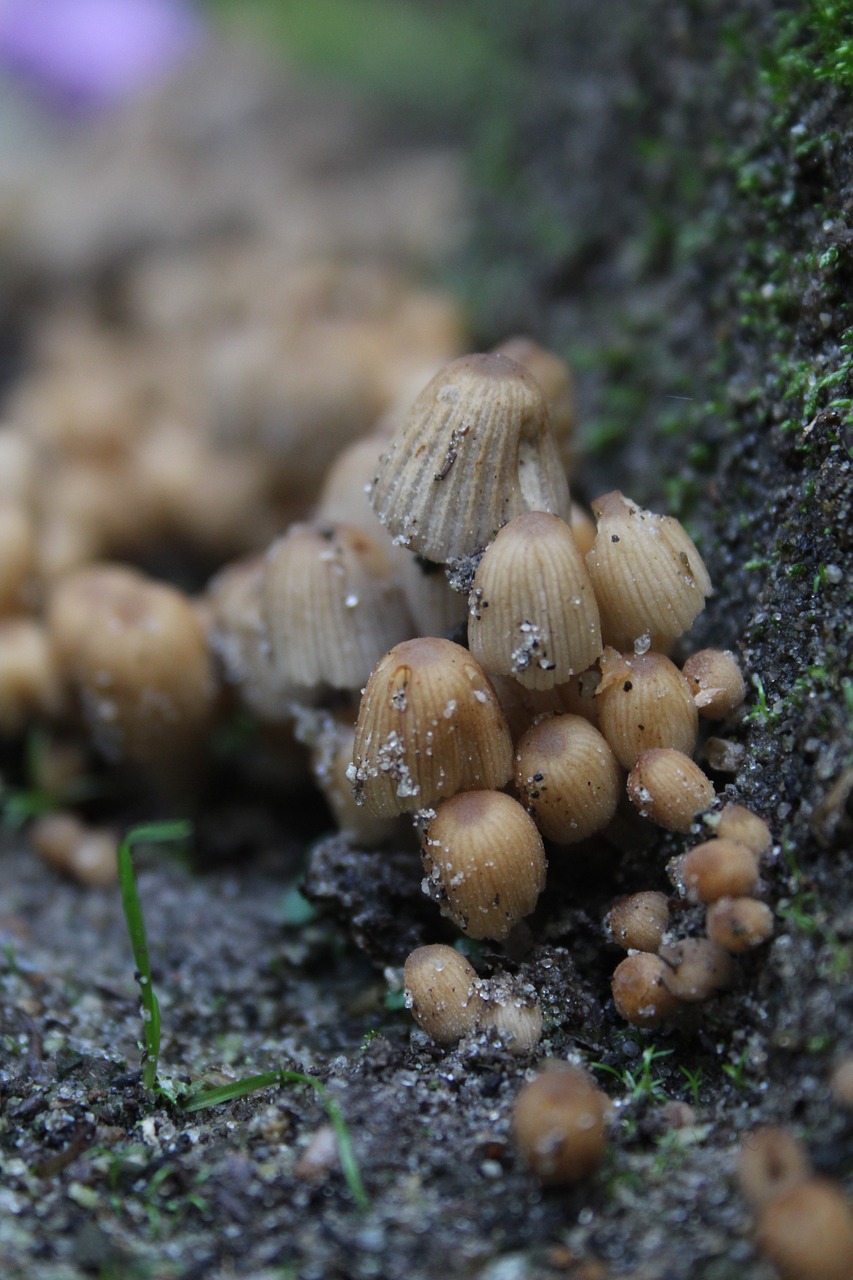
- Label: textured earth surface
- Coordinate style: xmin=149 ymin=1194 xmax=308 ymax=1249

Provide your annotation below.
xmin=1 ymin=4 xmax=852 ymax=1279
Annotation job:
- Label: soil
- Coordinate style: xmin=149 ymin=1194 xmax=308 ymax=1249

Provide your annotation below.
xmin=1 ymin=4 xmax=852 ymax=1279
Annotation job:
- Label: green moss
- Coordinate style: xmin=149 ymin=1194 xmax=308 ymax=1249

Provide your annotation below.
xmin=765 ymin=1 xmax=853 ymax=93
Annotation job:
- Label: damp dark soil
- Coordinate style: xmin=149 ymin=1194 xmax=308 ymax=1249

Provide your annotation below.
xmin=2 ymin=4 xmax=852 ymax=1279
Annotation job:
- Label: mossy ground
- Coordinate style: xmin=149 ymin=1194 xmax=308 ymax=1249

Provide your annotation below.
xmin=1 ymin=3 xmax=852 ymax=1278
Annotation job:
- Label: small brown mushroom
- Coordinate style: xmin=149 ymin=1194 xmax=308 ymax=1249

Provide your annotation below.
xmin=596 ymin=647 xmax=698 ymax=769
xmin=626 ymin=748 xmax=715 ymax=833
xmin=403 ymin=944 xmax=484 ymax=1045
xmin=512 ymin=1061 xmax=610 ymax=1184
xmin=422 ymin=790 xmax=546 ymax=940
xmin=468 ymin=511 xmax=602 ymax=688
xmin=586 ymin=491 xmax=712 ymax=652
xmin=350 ymin=637 xmax=513 ymax=817
xmin=514 ymin=713 xmax=622 ymax=845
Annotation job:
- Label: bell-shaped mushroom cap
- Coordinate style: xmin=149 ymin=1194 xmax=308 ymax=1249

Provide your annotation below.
xmin=349 ymin=636 xmax=513 ymax=817
xmin=47 ymin=563 xmax=216 ymax=774
xmin=422 ymin=790 xmax=546 ymax=940
xmin=468 ymin=511 xmax=602 ymax=689
xmin=586 ymin=491 xmax=712 ymax=651
xmin=206 ymin=555 xmax=301 ymax=721
xmin=369 ymin=353 xmax=570 ymax=563
xmin=262 ymin=521 xmax=413 ymax=694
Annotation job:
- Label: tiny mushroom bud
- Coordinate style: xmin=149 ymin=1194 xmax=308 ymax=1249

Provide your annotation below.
xmin=596 ymin=647 xmax=698 ymax=769
xmin=715 ymin=803 xmax=772 ymax=856
xmin=403 ymin=944 xmax=484 ymax=1045
xmin=512 ymin=1061 xmax=610 ymax=1184
xmin=30 ymin=812 xmax=118 ymax=888
xmin=671 ymin=838 xmax=759 ymax=903
xmin=706 ymin=896 xmax=774 ymax=952
xmin=479 ymin=974 xmax=544 ymax=1054
xmin=682 ymin=648 xmax=746 ymax=719
xmin=755 ymin=1179 xmax=853 ymax=1280
xmin=514 ymin=713 xmax=622 ymax=845
xmin=263 ymin=521 xmax=413 ymax=695
xmin=370 ymin=353 xmax=570 ymax=563
xmin=611 ymin=952 xmax=682 ymax=1027
xmin=626 ymin=747 xmax=715 ymax=833
xmin=350 ymin=637 xmax=513 ymax=817
xmin=605 ymin=890 xmax=670 ymax=953
xmin=468 ymin=511 xmax=602 ymax=689
xmin=422 ymin=790 xmax=546 ymax=940
xmin=586 ymin=491 xmax=712 ymax=652
xmin=659 ymin=937 xmax=736 ymax=1002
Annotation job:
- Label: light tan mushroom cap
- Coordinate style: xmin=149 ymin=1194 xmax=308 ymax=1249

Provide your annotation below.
xmin=350 ymin=636 xmax=513 ymax=817
xmin=586 ymin=491 xmax=712 ymax=651
xmin=468 ymin=511 xmax=602 ymax=688
xmin=370 ymin=353 xmax=570 ymax=563
xmin=263 ymin=521 xmax=413 ymax=693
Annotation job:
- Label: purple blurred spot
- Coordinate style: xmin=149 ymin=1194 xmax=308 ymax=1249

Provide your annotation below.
xmin=0 ymin=0 xmax=204 ymax=112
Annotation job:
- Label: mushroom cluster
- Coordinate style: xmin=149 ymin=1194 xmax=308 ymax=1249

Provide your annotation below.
xmin=3 ymin=305 xmax=772 ymax=1099
xmin=2 ymin=320 xmax=770 ymax=1047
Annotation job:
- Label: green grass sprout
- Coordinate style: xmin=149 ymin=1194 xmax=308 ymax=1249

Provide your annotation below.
xmin=116 ymin=821 xmax=369 ymax=1210
xmin=182 ymin=1070 xmax=369 ymax=1211
xmin=117 ymin=820 xmax=192 ymax=1091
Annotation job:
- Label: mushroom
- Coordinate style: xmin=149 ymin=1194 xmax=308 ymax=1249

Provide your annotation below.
xmin=349 ymin=637 xmax=513 ymax=817
xmin=369 ymin=353 xmax=570 ymax=563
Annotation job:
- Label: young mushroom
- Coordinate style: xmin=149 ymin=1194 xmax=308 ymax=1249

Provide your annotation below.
xmin=682 ymin=648 xmax=746 ymax=719
xmin=595 ymin=647 xmax=698 ymax=769
xmin=605 ymin=890 xmax=670 ymax=953
xmin=467 ymin=511 xmax=602 ymax=688
xmin=349 ymin=637 xmax=513 ymax=817
xmin=403 ymin=944 xmax=484 ymax=1046
xmin=670 ymin=837 xmax=760 ymax=903
xmin=626 ymin=748 xmax=715 ymax=833
xmin=611 ymin=952 xmax=681 ymax=1027
xmin=421 ymin=790 xmax=546 ymax=940
xmin=47 ymin=564 xmax=216 ymax=788
xmin=263 ymin=521 xmax=413 ymax=696
xmin=514 ymin=713 xmax=622 ymax=845
xmin=512 ymin=1061 xmax=610 ymax=1184
xmin=586 ymin=491 xmax=712 ymax=652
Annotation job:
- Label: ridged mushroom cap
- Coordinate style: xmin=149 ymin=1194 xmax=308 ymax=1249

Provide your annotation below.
xmin=468 ymin=511 xmax=602 ymax=689
xmin=596 ymin=646 xmax=698 ymax=769
xmin=422 ymin=789 xmax=546 ymax=940
xmin=369 ymin=353 xmax=570 ymax=563
xmin=349 ymin=636 xmax=513 ymax=817
xmin=263 ymin=521 xmax=413 ymax=694
xmin=514 ymin=712 xmax=622 ymax=844
xmin=206 ymin=555 xmax=300 ymax=720
xmin=586 ymin=491 xmax=712 ymax=651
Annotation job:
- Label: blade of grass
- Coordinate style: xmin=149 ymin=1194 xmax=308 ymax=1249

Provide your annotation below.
xmin=181 ymin=1069 xmax=368 ymax=1211
xmin=117 ymin=820 xmax=192 ymax=1091
xmin=116 ymin=820 xmax=368 ymax=1210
